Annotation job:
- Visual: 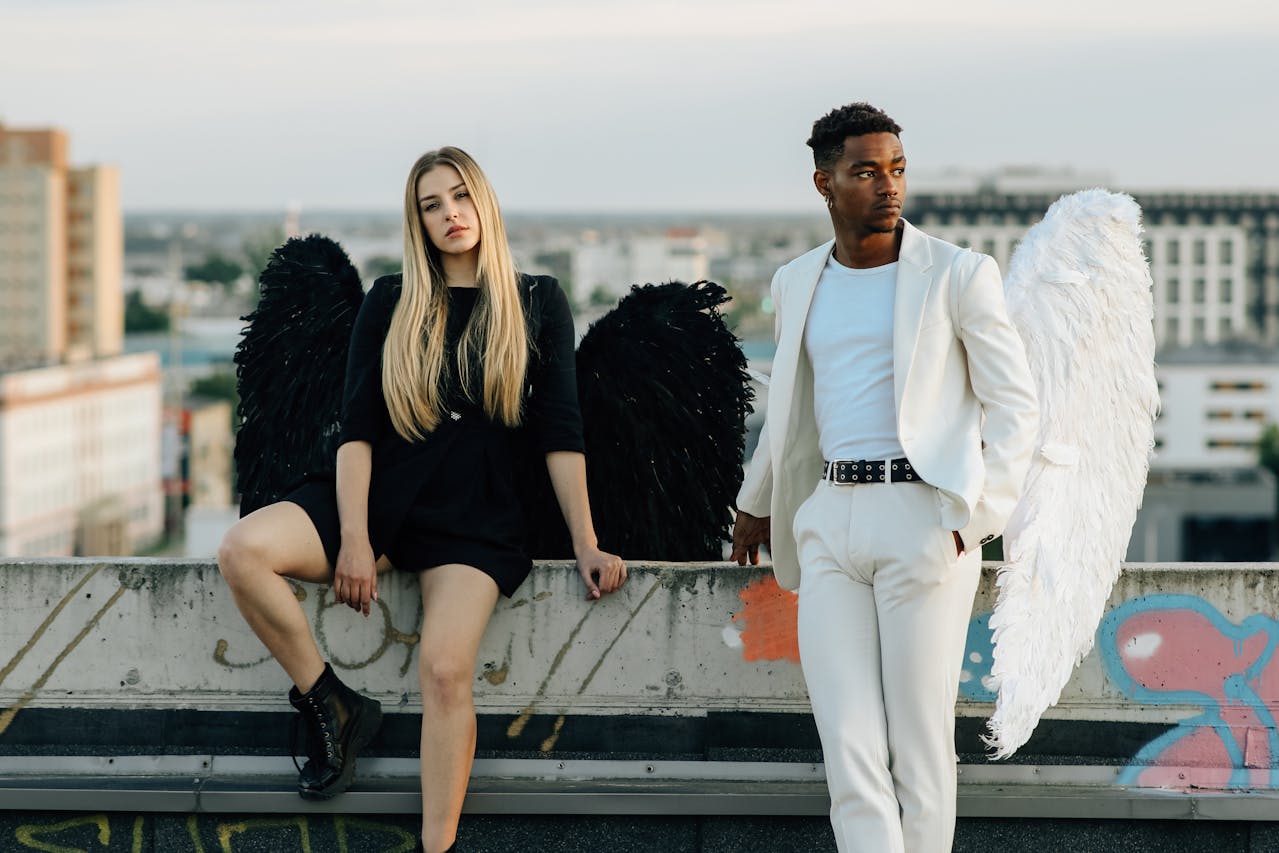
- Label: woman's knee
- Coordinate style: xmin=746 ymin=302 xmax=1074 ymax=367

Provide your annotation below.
xmin=217 ymin=523 xmax=275 ymax=586
xmin=418 ymin=649 xmax=475 ymax=709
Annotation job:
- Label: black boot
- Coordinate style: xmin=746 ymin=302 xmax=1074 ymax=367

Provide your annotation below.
xmin=414 ymin=841 xmax=455 ymax=853
xmin=288 ymin=662 xmax=382 ymax=800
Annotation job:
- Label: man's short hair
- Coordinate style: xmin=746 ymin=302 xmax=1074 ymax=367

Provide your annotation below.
xmin=807 ymin=103 xmax=903 ymax=170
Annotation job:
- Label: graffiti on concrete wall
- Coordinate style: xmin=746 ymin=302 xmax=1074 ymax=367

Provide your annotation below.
xmin=725 ymin=577 xmax=800 ymax=663
xmin=0 ymin=566 xmax=142 ymax=738
xmin=726 ymin=578 xmax=1279 ymax=793
xmin=213 ymin=583 xmax=421 ymax=677
xmin=506 ymin=574 xmax=665 ymax=752
xmin=2 ymin=812 xmax=420 ymax=852
xmin=957 ymin=612 xmax=997 ymax=703
xmin=1099 ymin=593 xmax=1279 ymax=790
xmin=0 ymin=563 xmax=429 ymax=744
xmin=724 ymin=575 xmax=994 ymax=695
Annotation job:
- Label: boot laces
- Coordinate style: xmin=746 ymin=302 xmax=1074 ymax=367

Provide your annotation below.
xmin=291 ymin=694 xmax=338 ymax=774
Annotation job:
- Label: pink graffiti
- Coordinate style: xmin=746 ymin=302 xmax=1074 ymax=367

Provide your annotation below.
xmin=1101 ymin=594 xmax=1279 ymax=791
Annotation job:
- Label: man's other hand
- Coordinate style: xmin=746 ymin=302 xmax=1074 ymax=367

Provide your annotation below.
xmin=730 ymin=511 xmax=771 ymax=566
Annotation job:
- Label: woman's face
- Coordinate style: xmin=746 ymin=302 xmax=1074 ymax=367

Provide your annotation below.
xmin=416 ymin=165 xmax=481 ymax=256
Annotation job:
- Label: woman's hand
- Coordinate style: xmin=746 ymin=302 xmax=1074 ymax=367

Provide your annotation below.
xmin=334 ymin=537 xmax=378 ymax=616
xmin=575 ymin=543 xmax=626 ymax=601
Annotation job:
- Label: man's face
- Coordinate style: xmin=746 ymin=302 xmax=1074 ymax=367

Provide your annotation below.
xmin=816 ymin=132 xmax=906 ymax=235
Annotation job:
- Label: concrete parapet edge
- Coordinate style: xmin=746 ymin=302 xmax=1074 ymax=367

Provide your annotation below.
xmin=5 ymin=558 xmax=1279 ymax=798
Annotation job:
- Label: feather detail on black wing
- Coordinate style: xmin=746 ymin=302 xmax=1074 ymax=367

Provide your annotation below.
xmin=526 ymin=280 xmax=754 ymax=560
xmin=234 ymin=235 xmax=365 ymax=516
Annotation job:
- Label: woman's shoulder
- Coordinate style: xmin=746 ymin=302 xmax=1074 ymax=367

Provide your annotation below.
xmin=369 ymin=273 xmax=404 ymax=298
xmin=362 ymin=274 xmax=404 ymax=314
xmin=519 ymin=272 xmax=559 ymax=293
xmin=518 ymin=273 xmax=567 ymax=310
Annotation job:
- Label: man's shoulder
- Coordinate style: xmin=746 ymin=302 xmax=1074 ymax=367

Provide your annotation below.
xmin=776 ymin=240 xmax=835 ymax=280
xmin=785 ymin=240 xmax=836 ymax=268
xmin=903 ymin=220 xmax=995 ymax=277
xmin=906 ymin=221 xmax=967 ymax=261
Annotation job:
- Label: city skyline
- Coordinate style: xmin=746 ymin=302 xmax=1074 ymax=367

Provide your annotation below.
xmin=5 ymin=0 xmax=1278 ymax=212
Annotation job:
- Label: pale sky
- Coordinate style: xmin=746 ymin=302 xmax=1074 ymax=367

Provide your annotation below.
xmin=5 ymin=0 xmax=1278 ymax=212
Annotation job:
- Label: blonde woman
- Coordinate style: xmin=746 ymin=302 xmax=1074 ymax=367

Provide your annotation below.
xmin=218 ymin=147 xmax=626 ymax=853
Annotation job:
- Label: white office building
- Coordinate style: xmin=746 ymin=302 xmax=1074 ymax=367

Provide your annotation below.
xmin=570 ymin=228 xmax=711 ymax=304
xmin=907 ymin=174 xmax=1279 ymax=349
xmin=0 ymin=353 xmax=164 ymax=556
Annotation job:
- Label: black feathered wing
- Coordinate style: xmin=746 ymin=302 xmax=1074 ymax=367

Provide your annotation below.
xmin=233 ymin=235 xmax=364 ymax=516
xmin=235 ymin=242 xmax=753 ymax=561
xmin=524 ymin=281 xmax=754 ymax=561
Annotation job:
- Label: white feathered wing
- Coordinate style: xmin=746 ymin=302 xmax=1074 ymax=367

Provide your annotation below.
xmin=984 ymin=189 xmax=1160 ymax=758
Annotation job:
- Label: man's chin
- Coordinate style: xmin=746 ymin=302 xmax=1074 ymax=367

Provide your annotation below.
xmin=866 ymin=214 xmax=901 ymax=235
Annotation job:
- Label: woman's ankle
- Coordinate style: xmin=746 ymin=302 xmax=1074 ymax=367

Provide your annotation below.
xmin=415 ymin=838 xmax=455 ymax=853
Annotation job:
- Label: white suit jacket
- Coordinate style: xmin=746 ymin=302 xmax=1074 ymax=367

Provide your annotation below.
xmin=736 ymin=220 xmax=1039 ymax=591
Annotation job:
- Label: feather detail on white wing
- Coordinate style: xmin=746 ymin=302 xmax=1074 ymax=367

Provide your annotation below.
xmin=983 ymin=189 xmax=1160 ymax=758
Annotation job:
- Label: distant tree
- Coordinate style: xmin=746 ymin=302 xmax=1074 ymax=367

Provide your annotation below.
xmin=185 ymin=254 xmax=243 ymax=287
xmin=189 ymin=367 xmax=240 ymax=490
xmin=1261 ymin=424 xmax=1279 ymax=473
xmin=242 ymin=226 xmax=286 ymax=283
xmin=532 ymin=249 xmax=572 ymax=287
xmin=588 ymin=285 xmax=614 ymax=307
xmin=190 ymin=369 xmax=238 ymax=408
xmin=363 ymin=255 xmax=401 ymax=280
xmin=123 ymin=233 xmax=171 ymax=254
xmin=721 ymin=290 xmax=752 ymax=333
xmin=1260 ymin=424 xmax=1279 ymax=557
xmin=719 ymin=289 xmax=776 ymax=340
xmin=124 ymin=291 xmax=169 ymax=333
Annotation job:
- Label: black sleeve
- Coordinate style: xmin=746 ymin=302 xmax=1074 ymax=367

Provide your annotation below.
xmin=337 ymin=278 xmax=397 ymax=446
xmin=527 ymin=278 xmax=585 ymax=454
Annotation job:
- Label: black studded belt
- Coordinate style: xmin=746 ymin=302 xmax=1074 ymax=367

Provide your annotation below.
xmin=822 ymin=457 xmax=923 ymax=485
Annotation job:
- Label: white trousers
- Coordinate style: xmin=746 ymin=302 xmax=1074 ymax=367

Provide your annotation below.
xmin=794 ymin=479 xmax=982 ymax=853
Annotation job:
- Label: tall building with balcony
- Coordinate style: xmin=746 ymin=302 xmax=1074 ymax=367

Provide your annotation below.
xmin=1 ymin=123 xmax=123 ymax=364
xmin=66 ymin=165 xmax=123 ymax=360
xmin=0 ymin=125 xmax=68 ymax=365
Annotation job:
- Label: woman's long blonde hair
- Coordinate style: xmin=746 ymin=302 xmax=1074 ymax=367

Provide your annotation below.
xmin=382 ymin=147 xmax=528 ymax=441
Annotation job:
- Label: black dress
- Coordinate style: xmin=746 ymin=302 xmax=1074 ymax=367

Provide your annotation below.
xmin=283 ymin=273 xmax=584 ymax=597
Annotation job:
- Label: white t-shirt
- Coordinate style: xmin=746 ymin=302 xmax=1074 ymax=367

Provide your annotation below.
xmin=803 ymin=255 xmax=905 ymax=462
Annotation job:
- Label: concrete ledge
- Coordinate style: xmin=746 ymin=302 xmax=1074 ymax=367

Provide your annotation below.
xmin=9 ymin=755 xmax=1279 ymax=821
xmin=5 ymin=559 xmax=1279 ymax=804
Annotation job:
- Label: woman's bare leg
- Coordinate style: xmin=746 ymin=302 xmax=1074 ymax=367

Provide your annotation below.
xmin=218 ymin=502 xmax=349 ymax=690
xmin=417 ymin=563 xmax=500 ymax=853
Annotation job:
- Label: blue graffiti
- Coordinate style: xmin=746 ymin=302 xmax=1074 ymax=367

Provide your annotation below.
xmin=1097 ymin=593 xmax=1279 ymax=789
xmin=959 ymin=611 xmax=996 ymax=702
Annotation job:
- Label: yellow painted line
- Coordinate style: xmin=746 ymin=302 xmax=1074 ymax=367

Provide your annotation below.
xmin=0 ymin=564 xmax=103 ymax=687
xmin=217 ymin=817 xmax=311 ymax=853
xmin=0 ymin=581 xmax=127 ymax=737
xmin=14 ymin=813 xmax=110 ymax=852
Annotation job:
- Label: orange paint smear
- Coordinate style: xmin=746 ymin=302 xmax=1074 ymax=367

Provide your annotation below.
xmin=732 ymin=576 xmax=801 ymax=663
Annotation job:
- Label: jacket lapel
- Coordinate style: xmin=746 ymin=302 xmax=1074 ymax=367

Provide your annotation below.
xmin=892 ymin=220 xmax=934 ymax=413
xmin=770 ymin=240 xmax=833 ymax=460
